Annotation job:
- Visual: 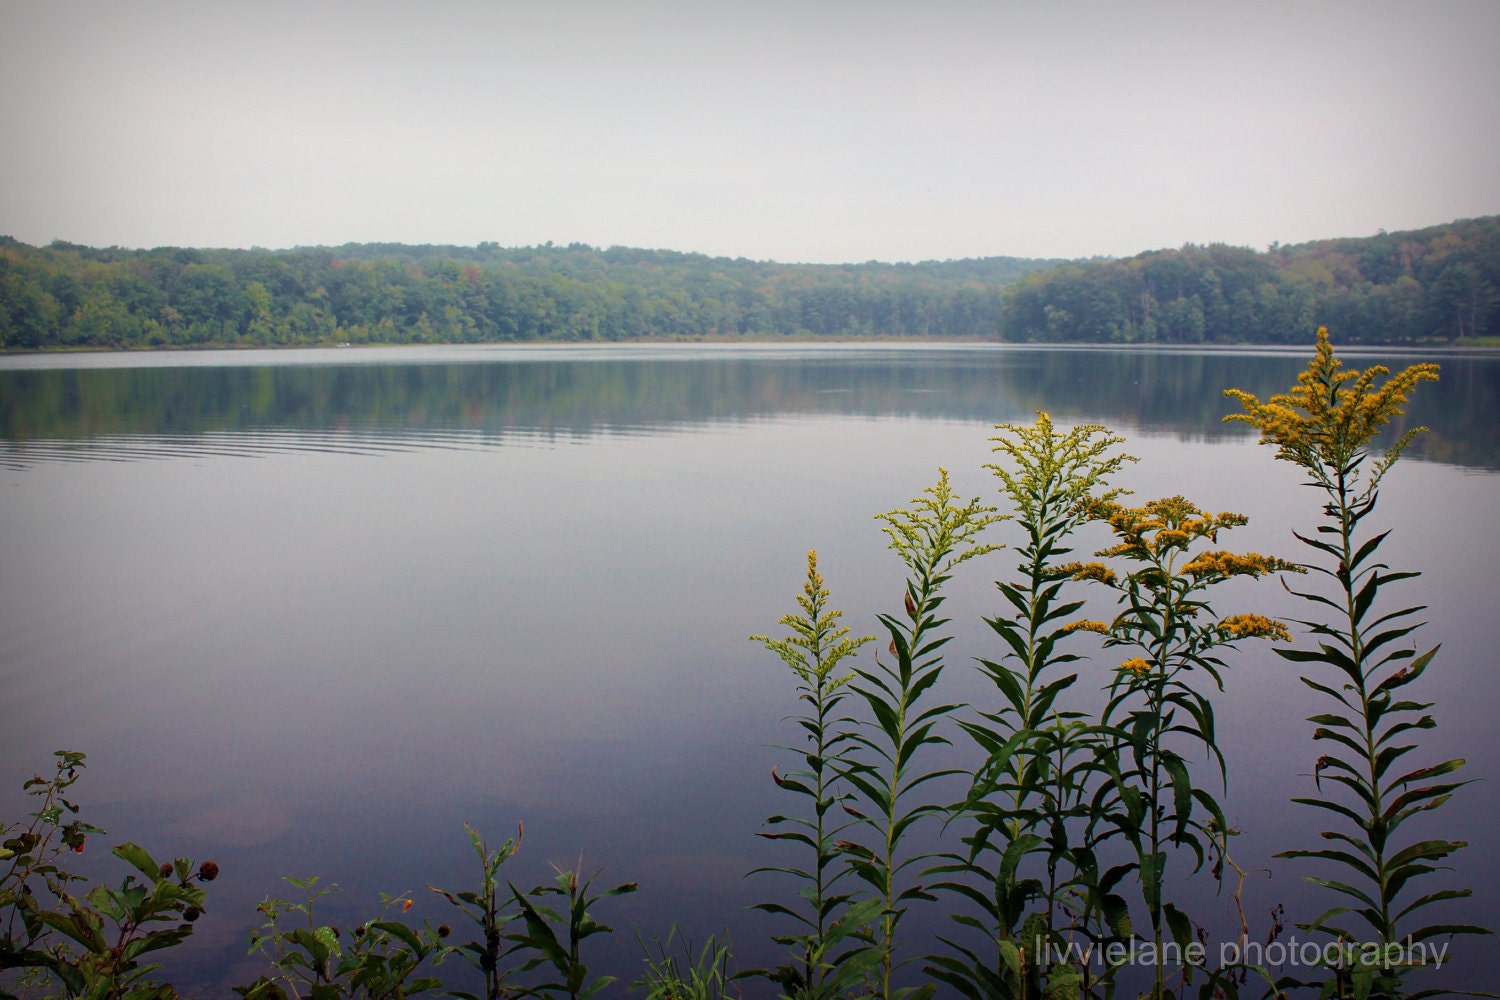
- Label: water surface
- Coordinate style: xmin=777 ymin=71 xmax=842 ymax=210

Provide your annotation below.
xmin=1 ymin=343 xmax=1495 ymax=993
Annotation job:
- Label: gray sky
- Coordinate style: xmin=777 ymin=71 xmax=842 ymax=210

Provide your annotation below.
xmin=2 ymin=0 xmax=1497 ymax=263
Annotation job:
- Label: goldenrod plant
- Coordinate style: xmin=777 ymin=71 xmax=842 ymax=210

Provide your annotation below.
xmin=750 ymin=552 xmax=880 ymax=1000
xmin=1227 ymin=329 xmax=1489 ymax=997
xmin=927 ymin=416 xmax=1134 ymax=999
xmin=1076 ymin=496 xmax=1298 ymax=999
xmin=841 ymin=470 xmax=999 ymax=1000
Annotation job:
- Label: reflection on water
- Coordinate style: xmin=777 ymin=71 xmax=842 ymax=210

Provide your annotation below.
xmin=3 ymin=344 xmax=1497 ymax=467
xmin=0 ymin=344 xmax=1496 ymax=994
xmin=0 ymin=427 xmax=621 ymax=467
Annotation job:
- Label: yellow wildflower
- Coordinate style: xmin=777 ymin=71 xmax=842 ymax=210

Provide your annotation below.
xmin=988 ymin=414 xmax=1136 ymax=527
xmin=1071 ymin=562 xmax=1117 ymax=586
xmin=1060 ymin=619 xmax=1111 ymax=634
xmin=1224 ymin=328 xmax=1438 ymax=482
xmin=1119 ymin=657 xmax=1152 ymax=677
xmin=1152 ymin=529 xmax=1191 ymax=553
xmin=1181 ymin=551 xmax=1303 ymax=580
xmin=1217 ymin=613 xmax=1293 ymax=643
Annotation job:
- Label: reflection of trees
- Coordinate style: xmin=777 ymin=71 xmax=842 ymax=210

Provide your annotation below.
xmin=1 ymin=349 xmax=1495 ymax=468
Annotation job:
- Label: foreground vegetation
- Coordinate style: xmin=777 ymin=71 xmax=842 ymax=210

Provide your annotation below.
xmin=2 ymin=333 xmax=1487 ymax=998
xmin=1 ymin=215 xmax=1496 ymax=349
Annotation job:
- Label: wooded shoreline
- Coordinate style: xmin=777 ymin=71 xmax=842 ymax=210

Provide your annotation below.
xmin=2 ymin=214 xmax=1495 ymax=350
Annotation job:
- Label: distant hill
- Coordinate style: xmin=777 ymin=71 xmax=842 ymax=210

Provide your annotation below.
xmin=999 ymin=216 xmax=1499 ymax=344
xmin=1 ymin=217 xmax=1496 ymax=349
xmin=0 ymin=238 xmax=1060 ymax=349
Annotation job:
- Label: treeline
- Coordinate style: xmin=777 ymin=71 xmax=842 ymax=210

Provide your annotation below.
xmin=1000 ymin=215 xmax=1500 ymax=343
xmin=0 ymin=238 xmax=1057 ymax=349
xmin=2 ymin=216 xmax=1496 ymax=349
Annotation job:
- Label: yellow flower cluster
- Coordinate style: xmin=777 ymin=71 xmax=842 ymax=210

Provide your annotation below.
xmin=1181 ymin=550 xmax=1303 ymax=580
xmin=1063 ymin=562 xmax=1118 ymax=586
xmin=1060 ymin=619 xmax=1111 ymax=634
xmin=988 ymin=412 xmax=1136 ymax=526
xmin=1087 ymin=496 xmax=1249 ymax=562
xmin=875 ymin=467 xmax=1003 ymax=576
xmin=749 ymin=550 xmax=873 ymax=688
xmin=1118 ymin=657 xmax=1152 ymax=677
xmin=1216 ymin=613 xmax=1293 ymax=643
xmin=1224 ymin=327 xmax=1439 ymax=477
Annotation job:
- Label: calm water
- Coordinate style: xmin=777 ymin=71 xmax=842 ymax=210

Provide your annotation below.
xmin=2 ymin=343 xmax=1497 ymax=994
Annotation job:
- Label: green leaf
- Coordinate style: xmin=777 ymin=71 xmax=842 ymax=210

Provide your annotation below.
xmin=370 ymin=919 xmax=423 ymax=953
xmin=1163 ymin=903 xmax=1194 ymax=948
xmin=1278 ymin=847 xmax=1377 ymax=883
xmin=1405 ymin=922 xmax=1493 ymax=942
xmin=1387 ymin=838 xmax=1465 ymax=869
xmin=1140 ymin=851 xmax=1165 ymax=918
xmin=1161 ymin=753 xmax=1193 ymax=839
xmin=1396 ymin=887 xmax=1471 ymax=921
xmin=1102 ymin=892 xmax=1132 ymax=937
xmin=1302 ymin=876 xmax=1379 ymax=911
xmin=112 ymin=842 xmax=162 ymax=881
xmin=38 ymin=907 xmax=107 ymax=952
xmin=1348 ymin=530 xmax=1391 ymax=571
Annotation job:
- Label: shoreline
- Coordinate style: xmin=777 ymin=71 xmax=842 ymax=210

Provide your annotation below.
xmin=4 ymin=335 xmax=1497 ymax=358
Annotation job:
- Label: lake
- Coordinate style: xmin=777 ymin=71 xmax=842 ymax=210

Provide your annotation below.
xmin=2 ymin=343 xmax=1497 ymax=994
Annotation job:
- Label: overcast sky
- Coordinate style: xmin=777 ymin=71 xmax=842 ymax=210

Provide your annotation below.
xmin=2 ymin=0 xmax=1496 ymax=263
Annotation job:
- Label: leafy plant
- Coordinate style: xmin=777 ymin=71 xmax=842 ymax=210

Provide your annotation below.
xmin=1227 ymin=328 xmax=1489 ymax=996
xmin=428 ymin=824 xmax=523 ymax=1000
xmin=928 ymin=415 xmax=1134 ymax=999
xmin=1077 ymin=495 xmax=1298 ymax=998
xmin=632 ymin=927 xmax=738 ymax=1000
xmin=238 ymin=878 xmax=445 ymax=1000
xmin=840 ymin=468 xmax=999 ymax=1000
xmin=1 ymin=751 xmax=215 ymax=1000
xmin=506 ymin=867 xmax=635 ymax=1000
xmin=750 ymin=550 xmax=878 ymax=999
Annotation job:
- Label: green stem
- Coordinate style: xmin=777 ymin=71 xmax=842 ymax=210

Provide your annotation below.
xmin=1334 ymin=469 xmax=1394 ymax=944
xmin=878 ymin=569 xmax=934 ymax=1000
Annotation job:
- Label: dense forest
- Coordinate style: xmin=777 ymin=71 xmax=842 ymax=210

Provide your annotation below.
xmin=1002 ymin=216 xmax=1500 ymax=344
xmin=0 ymin=215 xmax=1496 ymax=349
xmin=0 ymin=240 xmax=1056 ymax=349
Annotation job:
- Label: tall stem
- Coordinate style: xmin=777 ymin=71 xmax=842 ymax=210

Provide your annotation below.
xmin=1334 ymin=470 xmax=1394 ymax=945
